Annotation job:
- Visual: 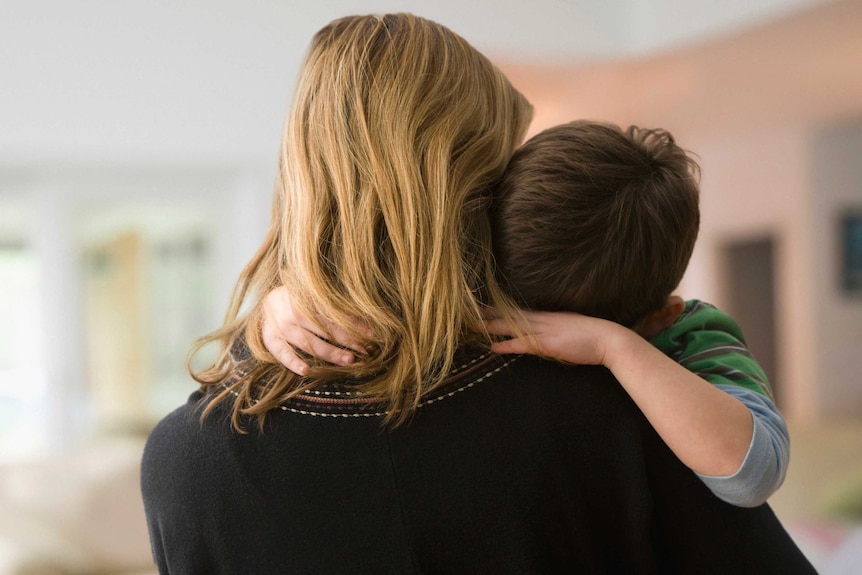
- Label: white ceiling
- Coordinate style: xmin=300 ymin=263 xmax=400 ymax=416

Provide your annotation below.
xmin=392 ymin=0 xmax=826 ymax=60
xmin=0 ymin=0 xmax=831 ymax=166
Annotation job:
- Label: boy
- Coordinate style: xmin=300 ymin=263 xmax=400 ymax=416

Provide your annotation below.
xmin=484 ymin=120 xmax=788 ymax=507
xmin=260 ymin=120 xmax=788 ymax=507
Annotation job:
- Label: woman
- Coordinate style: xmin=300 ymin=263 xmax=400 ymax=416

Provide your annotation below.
xmin=141 ymin=13 xmax=814 ymax=574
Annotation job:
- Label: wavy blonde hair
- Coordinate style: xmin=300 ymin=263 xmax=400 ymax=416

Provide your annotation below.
xmin=190 ymin=13 xmax=533 ymax=430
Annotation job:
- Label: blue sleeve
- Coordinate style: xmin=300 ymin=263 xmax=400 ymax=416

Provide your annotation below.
xmin=695 ymin=385 xmax=790 ymax=507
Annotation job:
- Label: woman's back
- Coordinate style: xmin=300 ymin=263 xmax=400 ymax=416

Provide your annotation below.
xmin=142 ymin=351 xmax=814 ymax=574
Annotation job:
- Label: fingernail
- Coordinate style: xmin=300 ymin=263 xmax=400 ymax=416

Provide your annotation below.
xmin=341 ymin=353 xmax=354 ymax=365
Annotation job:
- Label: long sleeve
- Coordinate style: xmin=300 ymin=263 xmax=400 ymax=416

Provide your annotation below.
xmin=696 ymin=386 xmax=790 ymax=506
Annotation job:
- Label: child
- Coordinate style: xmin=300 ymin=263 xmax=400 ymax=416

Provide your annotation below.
xmin=259 ymin=120 xmax=788 ymax=508
xmin=484 ymin=120 xmax=788 ymax=507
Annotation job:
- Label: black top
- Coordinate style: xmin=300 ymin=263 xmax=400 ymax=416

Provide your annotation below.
xmin=141 ymin=350 xmax=814 ymax=574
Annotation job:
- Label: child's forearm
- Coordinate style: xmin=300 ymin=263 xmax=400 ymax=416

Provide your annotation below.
xmin=604 ymin=325 xmax=754 ymax=477
xmin=696 ymin=387 xmax=789 ymax=506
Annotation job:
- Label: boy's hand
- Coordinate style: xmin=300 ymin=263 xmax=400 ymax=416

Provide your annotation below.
xmin=261 ymin=287 xmax=369 ymax=376
xmin=484 ymin=309 xmax=628 ymax=367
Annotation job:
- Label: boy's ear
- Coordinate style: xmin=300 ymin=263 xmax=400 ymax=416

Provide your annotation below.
xmin=635 ymin=295 xmax=686 ymax=339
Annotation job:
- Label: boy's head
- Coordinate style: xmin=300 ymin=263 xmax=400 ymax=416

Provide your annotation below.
xmin=492 ymin=120 xmax=701 ymax=329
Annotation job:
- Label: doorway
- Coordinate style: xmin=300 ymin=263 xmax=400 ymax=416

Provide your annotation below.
xmin=722 ymin=236 xmax=779 ymax=406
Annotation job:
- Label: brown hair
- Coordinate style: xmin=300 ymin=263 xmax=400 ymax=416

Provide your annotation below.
xmin=492 ymin=120 xmax=700 ymax=327
xmin=188 ymin=13 xmax=533 ymax=430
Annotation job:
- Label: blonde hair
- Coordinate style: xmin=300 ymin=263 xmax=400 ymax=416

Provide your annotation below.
xmin=190 ymin=13 xmax=533 ymax=429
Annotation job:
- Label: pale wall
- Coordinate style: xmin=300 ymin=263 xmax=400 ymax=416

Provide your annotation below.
xmin=809 ymin=123 xmax=862 ymax=417
xmin=692 ymin=128 xmax=820 ymax=422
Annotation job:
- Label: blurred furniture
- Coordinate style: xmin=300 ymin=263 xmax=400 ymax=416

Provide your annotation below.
xmin=0 ymin=438 xmax=155 ymax=575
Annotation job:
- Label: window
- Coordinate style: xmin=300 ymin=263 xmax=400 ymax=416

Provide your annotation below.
xmin=0 ymin=242 xmax=49 ymax=461
xmin=0 ymin=172 xmax=260 ymax=463
xmin=79 ymin=200 xmax=217 ymax=433
xmin=841 ymin=212 xmax=862 ymax=294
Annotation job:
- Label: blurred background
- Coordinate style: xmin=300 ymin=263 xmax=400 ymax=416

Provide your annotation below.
xmin=1 ymin=0 xmax=860 ymax=572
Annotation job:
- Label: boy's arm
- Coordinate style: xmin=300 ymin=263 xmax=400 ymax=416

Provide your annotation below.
xmin=487 ymin=311 xmax=753 ymax=479
xmin=601 ymin=323 xmax=757 ymax=479
xmin=652 ymin=301 xmax=789 ymax=506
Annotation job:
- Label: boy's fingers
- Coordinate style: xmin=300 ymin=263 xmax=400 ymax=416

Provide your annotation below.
xmin=283 ymin=351 xmax=311 ymax=377
xmin=490 ymin=338 xmax=529 ymax=355
xmin=492 ymin=337 xmax=546 ymax=357
xmin=268 ymin=337 xmax=310 ymax=376
xmin=285 ymin=312 xmax=372 ymax=356
xmin=483 ymin=318 xmax=518 ymax=336
xmin=286 ymin=314 xmax=324 ymax=339
xmin=262 ymin=316 xmax=288 ymax=357
xmin=322 ymin=320 xmax=370 ymax=356
xmin=298 ymin=328 xmax=356 ymax=366
xmin=263 ymin=316 xmax=317 ymax=371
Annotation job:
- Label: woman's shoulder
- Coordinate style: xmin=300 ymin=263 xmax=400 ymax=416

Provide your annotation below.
xmin=436 ymin=352 xmax=641 ymax=437
xmin=141 ymin=391 xmax=215 ymax=491
xmin=145 ymin=390 xmax=206 ymax=441
xmin=494 ymin=353 xmax=630 ymax=404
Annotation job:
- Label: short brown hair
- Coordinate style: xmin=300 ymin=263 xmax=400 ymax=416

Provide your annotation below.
xmin=492 ymin=120 xmax=700 ymax=327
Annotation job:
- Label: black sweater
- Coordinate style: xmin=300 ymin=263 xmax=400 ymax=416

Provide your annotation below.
xmin=141 ymin=351 xmax=814 ymax=574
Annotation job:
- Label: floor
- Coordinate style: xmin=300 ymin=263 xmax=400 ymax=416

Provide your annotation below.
xmin=769 ymin=418 xmax=862 ymax=572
